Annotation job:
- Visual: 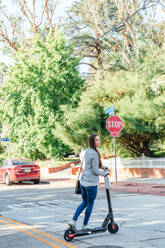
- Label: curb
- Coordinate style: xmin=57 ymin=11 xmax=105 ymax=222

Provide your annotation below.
xmin=48 ymin=160 xmax=80 ymax=173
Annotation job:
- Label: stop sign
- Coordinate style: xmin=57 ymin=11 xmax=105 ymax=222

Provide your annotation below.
xmin=106 ymin=115 xmax=123 ymax=137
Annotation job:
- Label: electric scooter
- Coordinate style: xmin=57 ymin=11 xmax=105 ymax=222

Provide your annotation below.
xmin=64 ymin=172 xmax=119 ymax=241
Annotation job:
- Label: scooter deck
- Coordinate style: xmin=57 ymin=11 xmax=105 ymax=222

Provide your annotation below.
xmin=73 ymin=227 xmax=107 ymax=237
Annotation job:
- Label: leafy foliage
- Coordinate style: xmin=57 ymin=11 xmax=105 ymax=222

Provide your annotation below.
xmin=56 ymin=45 xmax=165 ymax=157
xmin=0 ymin=32 xmax=84 ymax=159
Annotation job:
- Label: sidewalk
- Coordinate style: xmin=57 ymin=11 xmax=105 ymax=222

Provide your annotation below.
xmin=41 ymin=167 xmax=165 ymax=196
xmin=103 ymin=177 xmax=165 ymax=196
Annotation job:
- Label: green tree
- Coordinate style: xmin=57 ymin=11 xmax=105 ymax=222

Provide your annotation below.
xmin=56 ymin=45 xmax=165 ymax=157
xmin=0 ymin=31 xmax=84 ymax=159
xmin=55 ymin=100 xmax=105 ymax=152
xmin=0 ymin=122 xmax=3 ymax=155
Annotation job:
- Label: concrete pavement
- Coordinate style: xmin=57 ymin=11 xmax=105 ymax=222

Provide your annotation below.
xmin=1 ymin=166 xmax=165 ymax=248
xmin=1 ymin=182 xmax=165 ymax=248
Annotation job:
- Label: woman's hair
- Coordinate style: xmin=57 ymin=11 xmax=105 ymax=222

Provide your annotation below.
xmin=89 ymin=134 xmax=102 ymax=168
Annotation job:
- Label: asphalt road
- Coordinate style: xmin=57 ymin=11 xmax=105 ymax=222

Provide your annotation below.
xmin=0 ymin=180 xmax=165 ymax=248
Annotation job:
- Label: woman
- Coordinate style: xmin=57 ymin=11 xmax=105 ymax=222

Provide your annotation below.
xmin=68 ymin=134 xmax=109 ymax=231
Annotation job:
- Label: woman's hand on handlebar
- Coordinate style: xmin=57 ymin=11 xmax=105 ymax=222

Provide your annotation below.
xmin=106 ymin=169 xmax=111 ymax=176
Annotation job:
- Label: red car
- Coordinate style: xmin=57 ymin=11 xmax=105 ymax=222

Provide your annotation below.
xmin=0 ymin=159 xmax=40 ymax=185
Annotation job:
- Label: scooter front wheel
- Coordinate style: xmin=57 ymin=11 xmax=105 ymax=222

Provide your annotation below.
xmin=108 ymin=222 xmax=119 ymax=234
xmin=64 ymin=227 xmax=75 ymax=241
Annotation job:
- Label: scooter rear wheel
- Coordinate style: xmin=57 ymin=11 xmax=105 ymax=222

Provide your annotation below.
xmin=64 ymin=227 xmax=75 ymax=241
xmin=108 ymin=222 xmax=119 ymax=234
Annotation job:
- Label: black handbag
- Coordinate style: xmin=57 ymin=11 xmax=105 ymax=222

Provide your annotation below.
xmin=75 ymin=156 xmax=84 ymax=194
xmin=75 ymin=180 xmax=81 ymax=194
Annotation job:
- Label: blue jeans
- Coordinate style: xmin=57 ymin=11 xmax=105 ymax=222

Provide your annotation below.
xmin=73 ymin=184 xmax=98 ymax=225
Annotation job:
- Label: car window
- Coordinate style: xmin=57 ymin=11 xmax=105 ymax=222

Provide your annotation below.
xmin=6 ymin=160 xmax=11 ymax=167
xmin=12 ymin=160 xmax=35 ymax=165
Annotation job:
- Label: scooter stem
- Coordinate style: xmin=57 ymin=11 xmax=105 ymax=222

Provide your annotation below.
xmin=104 ymin=175 xmax=110 ymax=189
xmin=102 ymin=175 xmax=114 ymax=228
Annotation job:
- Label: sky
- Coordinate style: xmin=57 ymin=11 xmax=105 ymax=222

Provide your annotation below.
xmin=6 ymin=0 xmax=75 ymax=17
xmin=56 ymin=0 xmax=75 ymax=18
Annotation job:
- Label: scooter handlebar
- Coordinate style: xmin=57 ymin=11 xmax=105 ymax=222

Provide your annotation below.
xmin=103 ymin=167 xmax=110 ymax=177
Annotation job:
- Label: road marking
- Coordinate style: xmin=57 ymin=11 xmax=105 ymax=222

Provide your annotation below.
xmin=0 ymin=219 xmax=61 ymax=248
xmin=0 ymin=216 xmax=77 ymax=248
xmin=7 ymin=200 xmax=69 ymax=209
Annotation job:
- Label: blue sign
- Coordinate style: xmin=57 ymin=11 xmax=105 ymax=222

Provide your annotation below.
xmin=105 ymin=106 xmax=115 ymax=115
xmin=0 ymin=138 xmax=10 ymax=141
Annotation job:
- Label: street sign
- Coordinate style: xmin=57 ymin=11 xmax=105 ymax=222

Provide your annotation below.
xmin=105 ymin=106 xmax=114 ymax=115
xmin=106 ymin=114 xmax=123 ymax=184
xmin=0 ymin=138 xmax=10 ymax=141
xmin=106 ymin=115 xmax=123 ymax=137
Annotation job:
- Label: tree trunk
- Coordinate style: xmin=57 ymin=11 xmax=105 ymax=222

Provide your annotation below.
xmin=119 ymin=133 xmax=154 ymax=157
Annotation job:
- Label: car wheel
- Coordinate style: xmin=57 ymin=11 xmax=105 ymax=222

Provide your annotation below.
xmin=5 ymin=174 xmax=11 ymax=186
xmin=33 ymin=179 xmax=40 ymax=184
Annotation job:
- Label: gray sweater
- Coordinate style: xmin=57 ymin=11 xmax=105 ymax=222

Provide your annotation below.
xmin=80 ymin=148 xmax=108 ymax=187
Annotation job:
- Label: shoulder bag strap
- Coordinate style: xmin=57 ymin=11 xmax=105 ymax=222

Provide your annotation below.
xmin=77 ymin=155 xmax=84 ymax=180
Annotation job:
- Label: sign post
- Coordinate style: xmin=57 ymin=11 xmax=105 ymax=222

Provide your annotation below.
xmin=114 ymin=136 xmax=117 ymax=184
xmin=105 ymin=113 xmax=123 ymax=184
